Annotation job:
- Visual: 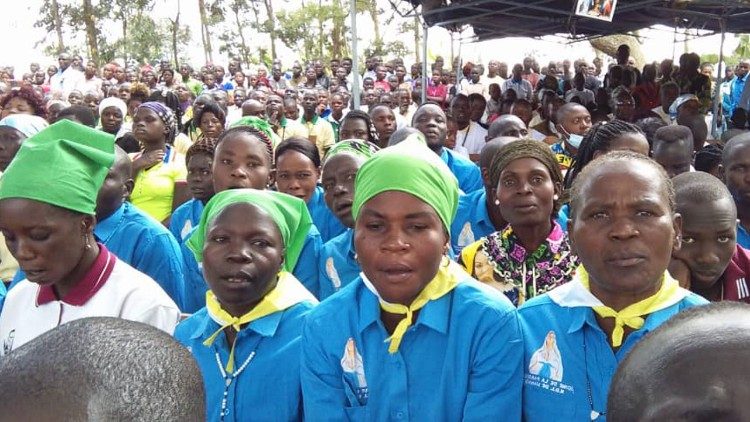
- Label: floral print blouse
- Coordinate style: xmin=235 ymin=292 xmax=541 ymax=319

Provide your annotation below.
xmin=459 ymin=222 xmax=578 ymax=306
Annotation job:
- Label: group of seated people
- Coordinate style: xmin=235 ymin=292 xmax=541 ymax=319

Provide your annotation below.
xmin=0 ymin=47 xmax=749 ymax=420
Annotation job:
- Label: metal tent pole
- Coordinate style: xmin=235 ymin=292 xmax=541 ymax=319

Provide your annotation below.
xmin=351 ymin=0 xmax=360 ymax=110
xmin=712 ymin=18 xmax=726 ymax=138
xmin=422 ymin=19 xmax=429 ymax=104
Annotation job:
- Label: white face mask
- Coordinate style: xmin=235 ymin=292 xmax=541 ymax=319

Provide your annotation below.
xmin=567 ymin=133 xmax=584 ymax=149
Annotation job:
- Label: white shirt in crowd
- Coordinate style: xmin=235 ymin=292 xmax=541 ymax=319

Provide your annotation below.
xmin=49 ymin=66 xmax=85 ymax=98
xmin=0 ymin=251 xmax=180 ymax=356
xmin=455 ymin=121 xmax=489 ymax=155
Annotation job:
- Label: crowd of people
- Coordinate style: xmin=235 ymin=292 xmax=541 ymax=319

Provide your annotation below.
xmin=0 ymin=41 xmax=748 ymax=420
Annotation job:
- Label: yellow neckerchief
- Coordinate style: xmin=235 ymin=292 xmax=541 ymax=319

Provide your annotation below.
xmin=204 ymin=271 xmax=317 ymax=373
xmin=361 ymin=258 xmax=463 ymax=354
xmin=578 ymin=266 xmax=682 ymax=347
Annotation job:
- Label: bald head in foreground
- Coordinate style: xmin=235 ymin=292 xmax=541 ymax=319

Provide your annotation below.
xmin=608 ymin=302 xmax=750 ymax=422
xmin=0 ymin=317 xmax=204 ymax=421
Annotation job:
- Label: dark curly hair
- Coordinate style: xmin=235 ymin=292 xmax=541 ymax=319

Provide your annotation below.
xmin=563 ymin=119 xmax=645 ymax=190
xmin=217 ymin=126 xmax=274 ymax=163
xmin=185 ymin=137 xmax=218 ymax=164
xmin=0 ymin=86 xmax=47 ymax=119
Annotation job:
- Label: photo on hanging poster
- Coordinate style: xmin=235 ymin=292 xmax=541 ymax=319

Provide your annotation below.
xmin=575 ymin=0 xmax=618 ymax=22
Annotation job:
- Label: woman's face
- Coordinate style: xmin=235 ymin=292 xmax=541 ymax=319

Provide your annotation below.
xmin=322 ymin=154 xmax=364 ymax=228
xmin=0 ymin=97 xmax=34 ymax=119
xmin=354 ymin=191 xmax=448 ymax=305
xmin=0 ymin=198 xmax=92 ymax=288
xmin=100 ymin=106 xmax=124 ymax=134
xmin=132 ymin=107 xmax=168 ymax=145
xmin=212 ymin=133 xmax=272 ymax=192
xmin=339 ymin=118 xmax=369 ymax=142
xmin=186 ymin=152 xmax=215 ymax=202
xmin=569 ymin=161 xmax=680 ymax=302
xmin=199 ymin=111 xmax=224 ymax=140
xmin=275 ymin=150 xmax=320 ymax=203
xmin=496 ymin=157 xmax=558 ymax=228
xmin=203 ymin=203 xmax=283 ymax=316
xmin=0 ymin=127 xmax=26 ymax=171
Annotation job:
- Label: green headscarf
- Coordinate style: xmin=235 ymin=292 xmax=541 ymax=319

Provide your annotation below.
xmin=229 ymin=116 xmax=276 ymax=141
xmin=185 ymin=189 xmax=312 ymax=271
xmin=352 ymin=133 xmax=459 ymax=231
xmin=323 ymin=138 xmax=380 ymax=163
xmin=0 ymin=119 xmax=114 ymax=215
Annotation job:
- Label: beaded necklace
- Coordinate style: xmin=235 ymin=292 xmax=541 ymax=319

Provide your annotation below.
xmin=214 ymin=348 xmax=257 ymax=421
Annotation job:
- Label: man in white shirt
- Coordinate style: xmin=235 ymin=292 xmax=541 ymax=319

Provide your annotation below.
xmin=460 ymin=65 xmax=485 ymax=96
xmin=483 ymin=60 xmax=506 ymax=98
xmin=49 ymin=53 xmax=85 ymax=98
xmin=451 ymin=94 xmax=488 ymax=161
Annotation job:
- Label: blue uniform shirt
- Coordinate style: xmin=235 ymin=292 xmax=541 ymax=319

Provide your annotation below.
xmin=169 ymin=198 xmax=204 ymax=243
xmin=440 ymin=148 xmax=483 ymax=194
xmin=318 ymin=229 xmax=360 ymax=300
xmin=94 ymin=202 xmax=186 ymax=307
xmin=301 ymin=275 xmax=523 ymax=421
xmin=738 ymin=224 xmax=750 ymax=250
xmin=450 ymin=190 xmax=496 ymax=254
xmin=518 ymin=285 xmax=708 ymax=421
xmin=181 ymin=226 xmax=323 ymax=313
xmin=308 ymin=185 xmax=346 ymax=243
xmin=175 ymin=302 xmax=315 ymax=422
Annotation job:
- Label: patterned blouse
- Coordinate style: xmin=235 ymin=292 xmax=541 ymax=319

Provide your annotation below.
xmin=459 ymin=222 xmax=578 ymax=306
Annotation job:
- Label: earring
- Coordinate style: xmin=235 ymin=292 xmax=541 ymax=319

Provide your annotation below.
xmin=494 ymin=199 xmax=500 ymax=206
xmin=553 ymin=194 xmax=559 ymax=201
xmin=84 ymin=235 xmax=91 ymax=250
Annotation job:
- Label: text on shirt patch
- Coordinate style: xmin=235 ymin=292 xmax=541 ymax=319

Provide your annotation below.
xmin=525 ymin=330 xmax=574 ymax=395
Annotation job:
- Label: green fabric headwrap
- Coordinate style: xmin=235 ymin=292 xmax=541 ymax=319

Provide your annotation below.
xmin=0 ymin=119 xmax=115 ymax=215
xmin=185 ymin=189 xmax=312 ymax=271
xmin=230 ymin=116 xmax=275 ymax=141
xmin=352 ymin=133 xmax=459 ymax=231
xmin=323 ymin=139 xmax=380 ymax=162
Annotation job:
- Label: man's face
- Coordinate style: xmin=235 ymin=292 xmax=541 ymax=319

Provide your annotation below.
xmin=737 ymin=62 xmax=750 ymax=78
xmin=58 ymin=54 xmax=71 ymax=70
xmin=335 ymin=67 xmax=346 ymax=80
xmin=512 ymin=64 xmax=523 ymax=79
xmin=302 ymin=92 xmax=318 ymax=114
xmin=395 ymin=66 xmax=406 ymax=81
xmin=343 ymin=59 xmax=352 ymax=74
xmin=560 ymin=106 xmax=592 ymax=136
xmin=293 ymin=64 xmax=302 ymax=76
xmin=376 ymin=66 xmax=386 ymax=81
xmin=314 ymin=61 xmax=324 ymax=76
xmin=470 ymin=68 xmax=480 ymax=83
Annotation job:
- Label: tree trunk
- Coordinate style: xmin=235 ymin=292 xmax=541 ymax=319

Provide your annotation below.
xmin=589 ymin=34 xmax=645 ymax=68
xmin=198 ymin=0 xmax=213 ymax=64
xmin=317 ymin=0 xmax=324 ymax=59
xmin=331 ymin=0 xmax=344 ymax=58
xmin=368 ymin=1 xmax=381 ymax=54
xmin=121 ymin=18 xmax=128 ymax=63
xmin=231 ymin=4 xmax=250 ymax=68
xmin=51 ymin=0 xmax=65 ymax=54
xmin=263 ymin=0 xmax=277 ymax=61
xmin=171 ymin=1 xmax=180 ymax=69
xmin=82 ymin=0 xmax=100 ymax=65
xmin=413 ymin=16 xmax=420 ymax=64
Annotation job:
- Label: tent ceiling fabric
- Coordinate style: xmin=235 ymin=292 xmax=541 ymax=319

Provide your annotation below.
xmin=405 ymin=0 xmax=750 ymax=40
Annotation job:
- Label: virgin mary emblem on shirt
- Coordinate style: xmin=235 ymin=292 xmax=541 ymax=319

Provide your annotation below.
xmin=341 ymin=337 xmax=368 ymax=406
xmin=3 ymin=329 xmax=14 ymax=355
xmin=326 ymin=257 xmax=342 ymax=291
xmin=528 ymin=330 xmax=564 ymax=382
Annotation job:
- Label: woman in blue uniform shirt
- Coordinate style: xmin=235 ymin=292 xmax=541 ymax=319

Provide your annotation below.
xmin=274 ymin=137 xmax=345 ymax=243
xmin=518 ymin=152 xmax=707 ymax=421
xmin=301 ymin=134 xmax=523 ymax=420
xmin=175 ymin=189 xmax=317 ymax=421
xmin=317 ymin=139 xmax=379 ymax=300
xmin=181 ymin=125 xmax=322 ymax=311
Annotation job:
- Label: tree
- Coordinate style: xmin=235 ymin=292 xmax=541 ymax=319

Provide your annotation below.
xmin=198 ymin=0 xmax=218 ymax=64
xmin=34 ymin=0 xmax=66 ymax=55
xmin=589 ymin=34 xmax=645 ymax=68
xmin=108 ymin=0 xmax=154 ymax=63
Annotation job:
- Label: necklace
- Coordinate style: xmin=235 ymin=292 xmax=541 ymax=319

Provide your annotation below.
xmin=582 ymin=333 xmax=605 ymax=421
xmin=214 ymin=349 xmax=257 ymax=421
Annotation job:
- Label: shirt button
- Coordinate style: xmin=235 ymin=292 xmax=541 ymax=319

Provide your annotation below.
xmin=396 ymin=411 xmax=404 ymax=419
